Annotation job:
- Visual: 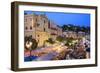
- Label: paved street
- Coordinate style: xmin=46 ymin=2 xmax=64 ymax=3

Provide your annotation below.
xmin=24 ymin=43 xmax=68 ymax=61
xmin=24 ymin=37 xmax=90 ymax=61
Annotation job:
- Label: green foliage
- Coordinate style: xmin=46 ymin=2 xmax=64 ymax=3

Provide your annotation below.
xmin=62 ymin=24 xmax=90 ymax=33
xmin=62 ymin=24 xmax=75 ymax=31
xmin=46 ymin=38 xmax=55 ymax=44
xmin=56 ymin=36 xmax=65 ymax=42
xmin=25 ymin=36 xmax=38 ymax=50
xmin=64 ymin=38 xmax=74 ymax=46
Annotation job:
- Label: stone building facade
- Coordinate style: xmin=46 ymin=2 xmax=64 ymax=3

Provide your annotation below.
xmin=24 ymin=13 xmax=86 ymax=48
xmin=63 ymin=31 xmax=85 ymax=39
xmin=24 ymin=14 xmax=36 ymax=39
xmin=24 ymin=14 xmax=50 ymax=47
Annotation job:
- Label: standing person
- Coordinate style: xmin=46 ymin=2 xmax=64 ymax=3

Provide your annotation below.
xmin=85 ymin=44 xmax=90 ymax=59
xmin=77 ymin=45 xmax=86 ymax=59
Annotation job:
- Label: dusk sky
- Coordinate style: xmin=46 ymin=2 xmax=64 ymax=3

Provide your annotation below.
xmin=24 ymin=11 xmax=90 ymax=27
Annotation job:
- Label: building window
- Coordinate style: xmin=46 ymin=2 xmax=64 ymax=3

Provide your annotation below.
xmin=30 ymin=18 xmax=32 ymax=21
xmin=36 ymin=18 xmax=37 ymax=22
xmin=37 ymin=23 xmax=40 ymax=27
xmin=38 ymin=35 xmax=39 ymax=37
xmin=30 ymin=26 xmax=32 ymax=30
xmin=25 ymin=27 xmax=28 ymax=30
xmin=44 ymin=28 xmax=45 ymax=31
xmin=44 ymin=20 xmax=45 ymax=24
xmin=48 ymin=21 xmax=50 ymax=28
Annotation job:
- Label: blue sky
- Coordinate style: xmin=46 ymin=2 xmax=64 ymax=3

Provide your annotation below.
xmin=24 ymin=11 xmax=90 ymax=27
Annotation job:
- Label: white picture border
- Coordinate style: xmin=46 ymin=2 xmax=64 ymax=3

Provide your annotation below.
xmin=18 ymin=5 xmax=96 ymax=68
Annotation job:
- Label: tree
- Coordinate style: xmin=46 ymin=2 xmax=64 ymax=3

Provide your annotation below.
xmin=65 ymin=38 xmax=74 ymax=47
xmin=56 ymin=36 xmax=65 ymax=42
xmin=46 ymin=38 xmax=55 ymax=44
xmin=25 ymin=36 xmax=38 ymax=50
xmin=62 ymin=24 xmax=90 ymax=34
xmin=24 ymin=36 xmax=38 ymax=61
xmin=62 ymin=24 xmax=76 ymax=31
